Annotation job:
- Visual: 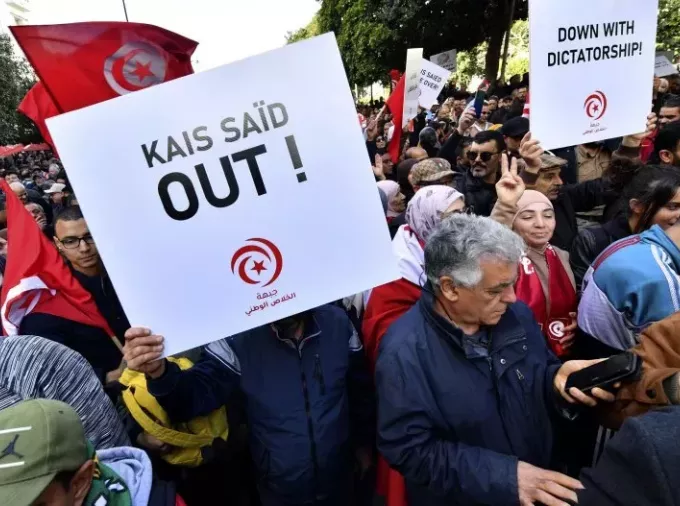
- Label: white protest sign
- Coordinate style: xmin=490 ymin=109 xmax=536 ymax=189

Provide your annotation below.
xmin=430 ymin=49 xmax=457 ymax=73
xmin=655 ymin=55 xmax=678 ymax=77
xmin=403 ymin=48 xmax=423 ymax=127
xmin=47 ymin=33 xmax=399 ymax=357
xmin=419 ymin=59 xmax=451 ymax=109
xmin=529 ymin=0 xmax=659 ymax=150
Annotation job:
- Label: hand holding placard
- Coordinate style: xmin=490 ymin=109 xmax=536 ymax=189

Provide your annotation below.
xmin=519 ymin=133 xmax=544 ymax=174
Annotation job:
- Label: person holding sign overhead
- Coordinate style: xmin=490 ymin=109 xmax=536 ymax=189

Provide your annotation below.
xmin=123 ymin=305 xmax=374 ymax=506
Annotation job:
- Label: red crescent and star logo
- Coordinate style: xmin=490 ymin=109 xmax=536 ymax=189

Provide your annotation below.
xmin=103 ymin=41 xmax=168 ymax=96
xmin=584 ymin=90 xmax=608 ymax=121
xmin=230 ymin=238 xmax=283 ymax=287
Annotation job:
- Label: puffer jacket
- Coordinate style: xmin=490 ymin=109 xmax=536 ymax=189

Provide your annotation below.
xmin=147 ymin=305 xmax=374 ymax=505
xmin=376 ymin=289 xmax=568 ymax=506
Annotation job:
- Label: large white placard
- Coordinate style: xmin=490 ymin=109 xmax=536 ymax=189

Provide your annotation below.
xmin=419 ymin=59 xmax=451 ymax=109
xmin=403 ymin=48 xmax=423 ymax=127
xmin=47 ymin=33 xmax=399 ymax=357
xmin=529 ymin=0 xmax=659 ymax=150
xmin=430 ymin=49 xmax=457 ymax=73
xmin=655 ymin=55 xmax=678 ymax=77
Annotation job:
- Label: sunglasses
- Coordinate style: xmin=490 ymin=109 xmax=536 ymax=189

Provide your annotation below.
xmin=466 ymin=150 xmax=498 ymax=162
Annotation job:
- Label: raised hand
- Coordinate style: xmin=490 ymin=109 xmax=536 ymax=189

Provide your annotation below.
xmin=622 ymin=112 xmax=657 ymax=147
xmin=372 ymin=153 xmax=385 ymax=180
xmin=366 ymin=119 xmax=378 ymax=141
xmin=456 ymin=110 xmax=477 ymax=136
xmin=496 ymin=153 xmax=525 ymax=208
xmin=519 ymin=132 xmax=544 ymax=172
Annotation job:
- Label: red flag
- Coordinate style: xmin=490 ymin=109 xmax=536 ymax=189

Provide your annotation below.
xmin=0 ymin=179 xmax=114 ymax=340
xmin=522 ymin=91 xmax=530 ymax=119
xmin=17 ymin=82 xmax=59 ymax=150
xmin=385 ymin=75 xmax=405 ymax=164
xmin=389 ymin=69 xmax=402 ymax=91
xmin=10 ymin=22 xmax=197 ymax=113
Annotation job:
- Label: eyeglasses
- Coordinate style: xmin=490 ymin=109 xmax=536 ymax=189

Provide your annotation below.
xmin=58 ymin=234 xmax=95 ymax=250
xmin=467 ymin=150 xmax=498 ymax=162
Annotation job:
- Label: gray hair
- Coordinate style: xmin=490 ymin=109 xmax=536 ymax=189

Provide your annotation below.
xmin=424 ymin=214 xmax=525 ymax=288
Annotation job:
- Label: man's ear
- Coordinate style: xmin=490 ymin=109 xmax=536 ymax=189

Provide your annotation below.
xmin=71 ymin=460 xmax=95 ymax=506
xmin=659 ymin=149 xmax=674 ymax=165
xmin=439 ymin=277 xmax=460 ymax=303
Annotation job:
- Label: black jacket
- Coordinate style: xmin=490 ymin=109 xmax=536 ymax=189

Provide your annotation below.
xmin=569 ymin=214 xmax=632 ymax=291
xmin=437 ymin=130 xmax=464 ymax=168
xmin=72 ymin=269 xmax=131 ymax=340
xmin=453 ymin=170 xmax=497 ymax=217
xmin=550 ymin=178 xmax=616 ymax=250
xmin=579 ymin=407 xmax=680 ymax=506
xmin=19 ymin=313 xmax=122 ymax=382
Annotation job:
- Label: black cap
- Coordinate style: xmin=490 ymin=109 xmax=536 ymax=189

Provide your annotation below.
xmin=501 ymin=117 xmax=530 ymax=138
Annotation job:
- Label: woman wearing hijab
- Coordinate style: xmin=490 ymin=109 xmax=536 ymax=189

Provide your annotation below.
xmin=363 ymin=185 xmax=465 ymax=506
xmin=492 ymin=156 xmax=577 ymax=358
xmin=377 ymin=180 xmax=408 ymax=238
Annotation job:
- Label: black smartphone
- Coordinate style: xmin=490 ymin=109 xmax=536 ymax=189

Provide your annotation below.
xmin=565 ymin=353 xmax=641 ymax=393
xmin=473 ymin=90 xmax=486 ymax=118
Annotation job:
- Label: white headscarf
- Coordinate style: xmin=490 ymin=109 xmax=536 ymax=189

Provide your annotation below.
xmin=405 ymin=186 xmax=464 ymax=242
xmin=377 ymin=180 xmax=402 ymax=218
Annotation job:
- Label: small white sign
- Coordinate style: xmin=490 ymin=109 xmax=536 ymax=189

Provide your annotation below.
xmin=419 ymin=59 xmax=451 ymax=109
xmin=403 ymin=48 xmax=423 ymax=128
xmin=47 ymin=33 xmax=399 ymax=357
xmin=529 ymin=0 xmax=659 ymax=150
xmin=655 ymin=55 xmax=678 ymax=77
xmin=430 ymin=49 xmax=457 ymax=73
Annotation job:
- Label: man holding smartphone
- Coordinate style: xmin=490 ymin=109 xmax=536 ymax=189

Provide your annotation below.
xmin=376 ymin=213 xmax=617 ymax=506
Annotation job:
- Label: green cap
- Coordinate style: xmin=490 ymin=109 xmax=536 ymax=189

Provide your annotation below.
xmin=0 ymin=399 xmax=88 ymax=506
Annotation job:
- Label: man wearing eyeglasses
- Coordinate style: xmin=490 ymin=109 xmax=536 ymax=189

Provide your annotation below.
xmin=19 ymin=206 xmax=128 ymax=384
xmin=438 ymin=110 xmax=505 ymax=217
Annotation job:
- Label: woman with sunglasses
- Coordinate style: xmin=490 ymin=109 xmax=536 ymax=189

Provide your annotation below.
xmin=492 ymin=155 xmax=577 ymax=358
xmin=362 ymin=185 xmax=465 ymax=506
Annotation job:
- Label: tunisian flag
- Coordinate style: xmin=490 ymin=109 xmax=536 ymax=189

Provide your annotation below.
xmin=10 ymin=22 xmax=197 ymax=113
xmin=17 ymin=82 xmax=59 ymax=151
xmin=0 ymin=179 xmax=114 ymax=340
xmin=385 ymin=75 xmax=405 ymax=164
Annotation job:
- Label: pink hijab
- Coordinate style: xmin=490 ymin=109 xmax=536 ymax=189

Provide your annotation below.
xmin=405 ymin=185 xmax=464 ymax=242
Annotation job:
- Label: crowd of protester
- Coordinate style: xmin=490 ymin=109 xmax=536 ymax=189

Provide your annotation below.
xmin=1 ymin=66 xmax=680 ymax=506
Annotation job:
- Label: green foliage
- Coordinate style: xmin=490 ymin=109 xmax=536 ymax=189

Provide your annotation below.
xmin=0 ymin=34 xmax=40 ymax=145
xmin=456 ymin=19 xmax=528 ymax=88
xmin=285 ymin=14 xmax=321 ymax=44
xmin=657 ymin=0 xmax=680 ymax=57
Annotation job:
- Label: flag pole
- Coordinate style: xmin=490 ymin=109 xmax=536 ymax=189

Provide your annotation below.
xmin=121 ymin=0 xmax=129 ymax=21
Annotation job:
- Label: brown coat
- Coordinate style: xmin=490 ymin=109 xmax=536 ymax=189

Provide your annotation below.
xmin=602 ymin=312 xmax=680 ymax=429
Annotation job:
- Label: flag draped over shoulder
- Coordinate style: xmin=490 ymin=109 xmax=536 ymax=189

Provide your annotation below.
xmin=385 ymin=75 xmax=405 ymax=164
xmin=0 ymin=179 xmax=114 ymax=340
xmin=17 ymin=82 xmax=59 ymax=151
xmin=10 ymin=21 xmax=198 ymax=113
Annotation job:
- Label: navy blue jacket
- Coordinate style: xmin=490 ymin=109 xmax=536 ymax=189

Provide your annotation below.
xmin=376 ymin=291 xmax=565 ymax=506
xmin=147 ymin=305 xmax=374 ymax=505
xmin=579 ymin=406 xmax=680 ymax=506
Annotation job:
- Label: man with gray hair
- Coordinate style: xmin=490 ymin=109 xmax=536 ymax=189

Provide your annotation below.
xmin=376 ymin=214 xmax=616 ymax=506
